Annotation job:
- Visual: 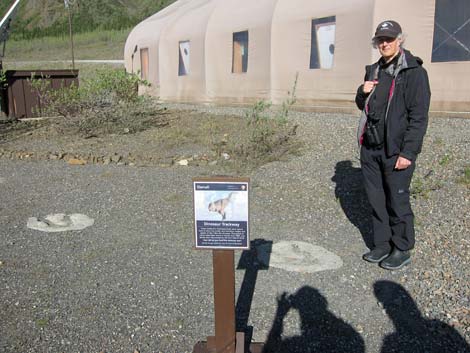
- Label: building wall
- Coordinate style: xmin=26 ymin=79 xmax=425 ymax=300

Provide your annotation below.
xmin=204 ymin=0 xmax=277 ymax=103
xmin=124 ymin=0 xmax=470 ymax=114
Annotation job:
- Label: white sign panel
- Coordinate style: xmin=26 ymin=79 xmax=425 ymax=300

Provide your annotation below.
xmin=193 ymin=178 xmax=249 ymax=250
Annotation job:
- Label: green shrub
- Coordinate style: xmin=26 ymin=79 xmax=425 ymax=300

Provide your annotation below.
xmin=216 ymin=74 xmax=301 ymax=171
xmin=30 ymin=69 xmax=149 ymax=118
xmin=243 ymin=73 xmax=298 ymax=158
xmin=28 ymin=69 xmax=167 ymax=137
xmin=88 ymin=69 xmax=146 ymax=103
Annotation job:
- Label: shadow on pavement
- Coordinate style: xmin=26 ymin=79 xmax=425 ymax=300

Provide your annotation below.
xmin=262 ymin=286 xmax=365 ymax=353
xmin=332 ymin=160 xmax=374 ymax=249
xmin=236 ymin=239 xmax=273 ymax=345
xmin=375 ymin=280 xmax=470 ymax=353
xmin=235 ymin=241 xmax=469 ymax=353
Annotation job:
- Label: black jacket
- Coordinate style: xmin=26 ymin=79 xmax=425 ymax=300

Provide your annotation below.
xmin=356 ymin=49 xmax=431 ymax=161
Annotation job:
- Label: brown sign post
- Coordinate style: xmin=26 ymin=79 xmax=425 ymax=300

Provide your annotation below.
xmin=192 ymin=178 xmax=264 ymax=353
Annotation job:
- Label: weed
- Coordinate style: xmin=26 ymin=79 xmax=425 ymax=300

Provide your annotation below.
xmin=457 ymin=166 xmax=470 ymax=187
xmin=246 ymin=74 xmax=298 ymax=154
xmin=35 ymin=317 xmax=49 ymax=328
xmin=433 ymin=137 xmax=444 ymax=146
xmin=439 ymin=153 xmax=452 ymax=166
xmin=411 ymin=175 xmax=443 ymax=199
xmin=411 ymin=177 xmax=428 ymax=199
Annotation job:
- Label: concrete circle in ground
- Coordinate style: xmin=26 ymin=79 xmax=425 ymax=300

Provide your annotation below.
xmin=27 ymin=213 xmax=94 ymax=233
xmin=257 ymin=241 xmax=343 ymax=273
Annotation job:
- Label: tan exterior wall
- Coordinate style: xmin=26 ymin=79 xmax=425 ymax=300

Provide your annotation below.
xmin=271 ymin=0 xmax=375 ymax=105
xmin=124 ymin=0 xmax=470 ymax=114
xmin=204 ymin=0 xmax=277 ymax=103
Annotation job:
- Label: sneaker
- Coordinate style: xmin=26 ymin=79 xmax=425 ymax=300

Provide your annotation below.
xmin=362 ymin=247 xmax=391 ymax=263
xmin=380 ymin=248 xmax=411 ymax=270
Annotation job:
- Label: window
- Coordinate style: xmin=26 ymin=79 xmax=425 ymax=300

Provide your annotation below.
xmin=232 ymin=31 xmax=249 ymax=73
xmin=432 ymin=0 xmax=470 ymax=62
xmin=140 ymin=48 xmax=149 ymax=80
xmin=178 ymin=41 xmax=190 ymax=76
xmin=310 ymin=16 xmax=336 ymax=69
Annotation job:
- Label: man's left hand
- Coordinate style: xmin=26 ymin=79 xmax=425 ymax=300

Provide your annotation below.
xmin=395 ymin=156 xmax=412 ymax=170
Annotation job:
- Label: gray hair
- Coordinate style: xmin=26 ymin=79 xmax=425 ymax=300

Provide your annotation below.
xmin=372 ymin=33 xmax=406 ymax=49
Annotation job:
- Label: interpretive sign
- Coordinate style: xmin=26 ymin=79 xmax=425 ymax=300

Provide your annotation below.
xmin=193 ymin=177 xmax=249 ymax=250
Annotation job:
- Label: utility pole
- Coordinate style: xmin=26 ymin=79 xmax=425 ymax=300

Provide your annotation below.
xmin=64 ymin=0 xmax=75 ymax=70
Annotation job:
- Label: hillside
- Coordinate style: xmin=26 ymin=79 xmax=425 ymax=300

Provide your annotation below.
xmin=0 ymin=0 xmax=176 ymax=40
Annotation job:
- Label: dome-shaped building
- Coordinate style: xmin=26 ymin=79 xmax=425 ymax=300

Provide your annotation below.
xmin=125 ymin=0 xmax=470 ymax=114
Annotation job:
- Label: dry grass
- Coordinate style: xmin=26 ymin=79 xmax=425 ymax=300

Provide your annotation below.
xmin=4 ymin=29 xmax=129 ymax=62
xmin=0 ymin=104 xmax=302 ymax=173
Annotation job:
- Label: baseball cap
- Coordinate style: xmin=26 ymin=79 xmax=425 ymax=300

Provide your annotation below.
xmin=373 ymin=20 xmax=402 ymax=39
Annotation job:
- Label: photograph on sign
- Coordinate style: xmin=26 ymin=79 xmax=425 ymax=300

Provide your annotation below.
xmin=193 ymin=179 xmax=249 ymax=250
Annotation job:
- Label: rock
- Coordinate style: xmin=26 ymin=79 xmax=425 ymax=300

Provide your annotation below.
xmin=111 ymin=154 xmax=122 ymax=163
xmin=61 ymin=153 xmax=71 ymax=161
xmin=27 ymin=213 xmax=95 ymax=233
xmin=68 ymin=158 xmax=87 ymax=166
xmin=257 ymin=241 xmax=343 ymax=273
xmin=177 ymin=159 xmax=189 ymax=166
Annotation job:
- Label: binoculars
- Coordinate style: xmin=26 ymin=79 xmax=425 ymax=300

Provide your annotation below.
xmin=365 ymin=111 xmax=384 ymax=147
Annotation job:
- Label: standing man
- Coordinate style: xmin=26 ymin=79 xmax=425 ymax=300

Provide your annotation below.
xmin=356 ymin=20 xmax=431 ymax=270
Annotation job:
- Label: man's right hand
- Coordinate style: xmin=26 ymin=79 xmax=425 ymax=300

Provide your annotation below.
xmin=363 ymin=80 xmax=378 ymax=94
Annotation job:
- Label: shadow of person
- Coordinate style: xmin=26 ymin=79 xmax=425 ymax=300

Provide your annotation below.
xmin=263 ymin=286 xmax=365 ymax=353
xmin=374 ymin=280 xmax=470 ymax=353
xmin=332 ymin=160 xmax=374 ymax=249
xmin=236 ymin=239 xmax=272 ymax=345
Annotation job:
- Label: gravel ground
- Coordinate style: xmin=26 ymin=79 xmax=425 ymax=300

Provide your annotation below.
xmin=0 ymin=104 xmax=469 ymax=353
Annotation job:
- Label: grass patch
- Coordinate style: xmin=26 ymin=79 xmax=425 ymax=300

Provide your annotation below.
xmin=4 ymin=28 xmax=130 ymax=62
